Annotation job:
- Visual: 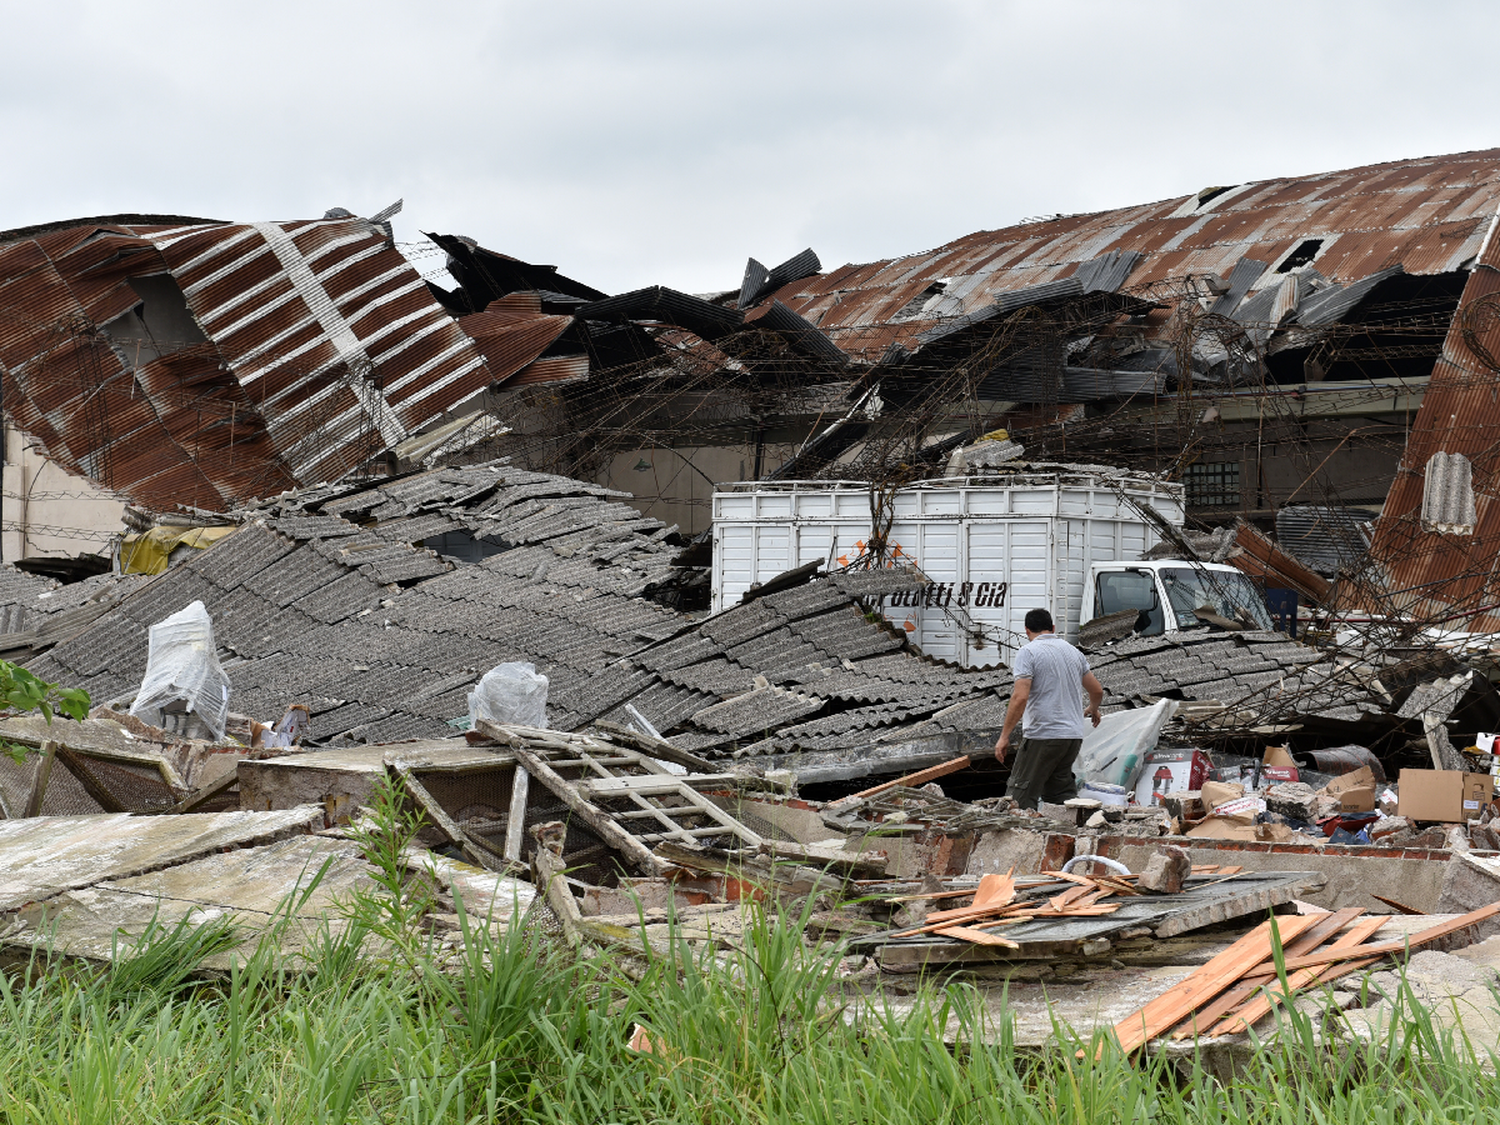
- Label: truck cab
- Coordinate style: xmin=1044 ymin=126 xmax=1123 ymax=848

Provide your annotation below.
xmin=1082 ymin=560 xmax=1275 ymax=637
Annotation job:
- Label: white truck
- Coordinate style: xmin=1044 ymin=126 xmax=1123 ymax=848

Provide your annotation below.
xmin=711 ymin=468 xmax=1274 ymax=667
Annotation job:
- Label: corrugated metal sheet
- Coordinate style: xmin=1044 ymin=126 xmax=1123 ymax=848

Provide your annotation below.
xmin=1370 ymin=208 xmax=1500 ymax=626
xmin=0 ymin=215 xmax=507 ymax=511
xmin=763 ymin=149 xmax=1500 ymax=363
xmin=1274 ymin=506 xmax=1377 ymax=574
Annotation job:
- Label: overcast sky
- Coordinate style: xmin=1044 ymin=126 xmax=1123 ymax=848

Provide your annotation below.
xmin=3 ymin=1 xmax=1497 ymax=295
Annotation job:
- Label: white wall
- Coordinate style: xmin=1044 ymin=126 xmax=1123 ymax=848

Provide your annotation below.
xmin=2 ymin=424 xmax=126 ymax=563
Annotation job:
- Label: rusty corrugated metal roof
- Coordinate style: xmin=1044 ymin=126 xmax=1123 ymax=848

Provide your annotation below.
xmin=1 ymin=215 xmax=506 ymax=511
xmin=763 ymin=149 xmax=1500 ymax=362
xmin=1369 ymin=205 xmax=1500 ymax=628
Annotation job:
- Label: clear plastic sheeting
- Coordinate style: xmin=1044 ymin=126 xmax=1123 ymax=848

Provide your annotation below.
xmin=128 ymin=600 xmax=232 ymax=742
xmin=468 ymin=662 xmax=549 ymax=730
xmin=1073 ymin=699 xmax=1178 ymax=790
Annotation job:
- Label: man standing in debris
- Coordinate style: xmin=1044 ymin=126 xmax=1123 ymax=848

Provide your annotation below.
xmin=993 ymin=608 xmax=1103 ymax=809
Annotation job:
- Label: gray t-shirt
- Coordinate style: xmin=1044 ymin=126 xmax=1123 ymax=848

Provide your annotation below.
xmin=1013 ymin=633 xmax=1091 ymax=739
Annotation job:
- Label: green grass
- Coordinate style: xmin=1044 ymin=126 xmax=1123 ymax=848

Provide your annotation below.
xmin=2 ymin=893 xmax=1498 ymax=1124
xmin=2 ymin=782 xmax=1497 ymax=1122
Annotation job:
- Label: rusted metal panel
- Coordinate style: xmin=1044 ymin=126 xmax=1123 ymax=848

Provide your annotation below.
xmin=768 ymin=150 xmax=1500 ymax=364
xmin=0 ymin=213 xmax=515 ymax=511
xmin=1370 ymin=216 xmax=1500 ymax=627
xmin=507 ymin=354 xmax=590 ymax=386
xmin=457 ymin=307 xmax=575 ymax=385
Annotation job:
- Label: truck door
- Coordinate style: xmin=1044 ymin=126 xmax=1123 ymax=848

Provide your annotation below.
xmin=1092 ymin=568 xmax=1166 ymax=636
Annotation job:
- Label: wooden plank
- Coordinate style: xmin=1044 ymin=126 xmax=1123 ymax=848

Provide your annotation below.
xmin=167 ymin=767 xmax=240 ymax=814
xmin=589 ymin=720 xmax=719 ymax=773
xmin=503 ymin=766 xmax=530 ymax=862
xmin=666 ymin=785 xmax=766 ymax=846
xmin=934 ymin=925 xmax=1021 ymax=948
xmin=1047 ymin=884 xmax=1093 ymax=911
xmin=23 ymin=741 xmax=56 ymax=818
xmin=760 ymin=841 xmax=888 ymax=878
xmin=532 ymin=845 xmax=582 ymax=950
xmin=1107 ymin=914 xmax=1319 ymax=1055
xmin=387 ymin=760 xmax=506 ymax=874
xmin=1275 ymin=901 xmax=1500 ymax=972
xmin=1169 ymin=908 xmax=1362 ymax=1040
xmin=1370 ymin=894 xmax=1425 ymax=915
xmin=1212 ymin=914 xmax=1389 ymax=1035
xmin=511 ymin=745 xmax=664 ymax=875
xmin=576 ymin=774 xmax=740 ymax=797
xmin=831 ymin=755 xmax=973 ymax=806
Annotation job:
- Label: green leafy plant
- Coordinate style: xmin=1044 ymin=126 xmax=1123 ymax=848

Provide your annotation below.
xmin=0 ymin=658 xmax=90 ymax=763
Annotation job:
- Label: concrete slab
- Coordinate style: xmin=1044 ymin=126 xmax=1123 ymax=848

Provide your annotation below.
xmin=402 ymin=846 xmax=536 ymax=924
xmin=1104 ymin=837 xmax=1454 ymax=912
xmin=1 ymin=835 xmax=375 ymax=967
xmin=238 ymin=741 xmax=512 ymax=813
xmin=0 ymin=808 xmax=322 ymax=911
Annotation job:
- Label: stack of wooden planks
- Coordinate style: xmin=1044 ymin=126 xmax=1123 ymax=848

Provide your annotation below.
xmin=887 ymin=864 xmax=1250 ymax=948
xmin=886 ymin=865 xmax=1221 ymax=948
xmin=1106 ymin=899 xmax=1500 ymax=1052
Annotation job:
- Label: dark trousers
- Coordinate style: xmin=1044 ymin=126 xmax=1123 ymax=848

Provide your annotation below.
xmin=1008 ymin=736 xmax=1083 ymax=810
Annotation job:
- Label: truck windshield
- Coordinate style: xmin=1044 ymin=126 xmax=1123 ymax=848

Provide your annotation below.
xmin=1160 ymin=567 xmax=1275 ymax=630
xmin=1094 ymin=570 xmax=1165 ymax=636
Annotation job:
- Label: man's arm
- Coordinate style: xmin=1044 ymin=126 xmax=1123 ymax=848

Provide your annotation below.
xmin=993 ymin=677 xmax=1031 ymax=763
xmin=1082 ymin=671 xmax=1104 ymax=727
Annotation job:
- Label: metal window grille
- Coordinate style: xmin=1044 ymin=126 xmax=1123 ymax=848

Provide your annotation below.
xmin=1184 ymin=461 xmax=1240 ymax=507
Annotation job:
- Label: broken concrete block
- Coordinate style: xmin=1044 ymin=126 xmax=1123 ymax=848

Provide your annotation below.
xmin=1436 ymin=853 xmax=1500 ymax=938
xmin=1265 ymin=782 xmax=1318 ymax=822
xmin=1368 ymin=815 xmax=1409 ymax=842
xmin=1470 ymin=822 xmax=1500 ymax=852
xmin=1037 ymin=801 xmax=1075 ymax=826
xmin=1085 ymin=811 xmax=1108 ymax=829
xmin=1137 ymin=844 xmax=1192 ymax=894
xmin=1406 ymin=826 xmax=1450 ymax=848
xmin=1446 ymin=825 xmax=1473 ymax=854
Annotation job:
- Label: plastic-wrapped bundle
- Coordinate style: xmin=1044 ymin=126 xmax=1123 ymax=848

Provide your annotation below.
xmin=468 ymin=662 xmax=549 ymax=730
xmin=128 ymin=601 xmax=231 ymax=742
xmin=1072 ymin=698 xmax=1177 ymax=791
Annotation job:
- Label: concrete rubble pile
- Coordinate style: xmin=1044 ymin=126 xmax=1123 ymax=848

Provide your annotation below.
xmin=0 ymin=474 xmax=1496 ymax=1054
xmin=1 ymin=688 xmax=1497 ymax=1055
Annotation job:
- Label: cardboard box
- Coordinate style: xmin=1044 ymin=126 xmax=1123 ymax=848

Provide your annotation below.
xmin=1337 ymin=786 xmax=1376 ymax=814
xmin=1396 ymin=769 xmax=1495 ymax=823
xmin=1211 ymin=795 xmax=1267 ymax=822
xmin=1200 ymin=779 xmax=1245 ymax=812
xmin=1260 ymin=744 xmax=1298 ymax=780
xmin=1134 ymin=749 xmax=1211 ymax=806
xmin=1324 ymin=765 xmax=1376 ymax=799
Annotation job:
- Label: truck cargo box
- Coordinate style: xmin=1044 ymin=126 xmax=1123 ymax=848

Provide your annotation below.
xmin=711 ymin=467 xmax=1185 ymax=667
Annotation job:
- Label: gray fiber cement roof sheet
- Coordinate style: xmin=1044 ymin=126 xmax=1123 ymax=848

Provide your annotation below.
xmin=0 ymin=808 xmax=323 ymax=912
xmin=241 ymin=546 xmax=346 ymax=608
xmin=757 ymin=582 xmax=856 ymax=621
xmin=269 ymin=515 xmax=362 ymax=540
xmin=188 ymin=527 xmax=299 ymax=590
xmin=289 ymin=569 xmax=385 ymax=624
xmin=312 ymin=702 xmax=395 ymax=738
xmin=687 ymin=686 xmax=827 ymax=736
xmin=657 ymin=657 xmax=759 ymax=698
